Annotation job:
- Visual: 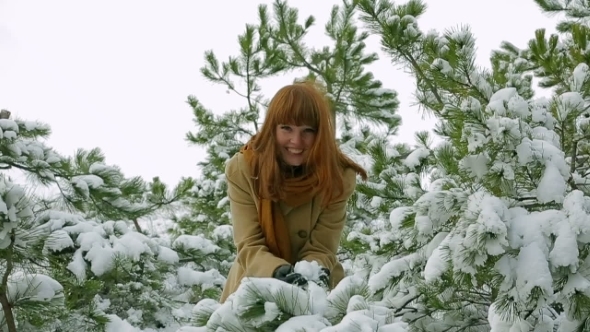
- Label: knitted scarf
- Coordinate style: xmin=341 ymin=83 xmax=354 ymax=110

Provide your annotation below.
xmin=240 ymin=140 xmax=319 ymax=264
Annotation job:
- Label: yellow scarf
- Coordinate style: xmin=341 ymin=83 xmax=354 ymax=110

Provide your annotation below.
xmin=240 ymin=140 xmax=319 ymax=264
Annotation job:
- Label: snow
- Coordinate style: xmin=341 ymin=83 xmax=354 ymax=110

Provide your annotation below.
xmin=43 ymin=229 xmax=75 ymax=253
xmin=177 ymin=267 xmax=225 ymax=290
xmin=105 ymin=315 xmax=143 ymax=332
xmin=276 ymin=315 xmax=331 ymax=331
xmin=549 ymin=221 xmax=579 ymax=270
xmin=158 ymin=246 xmax=180 ymax=264
xmin=187 ymin=272 xmax=408 ymax=331
xmin=85 ymin=245 xmax=116 ymax=276
xmin=8 ymin=9 xmax=590 ymax=332
xmin=295 ymin=260 xmax=325 ymax=282
xmin=507 ymin=94 xmax=530 ymax=119
xmin=67 ymin=249 xmax=87 ymax=281
xmin=369 ymin=253 xmax=420 ymax=294
xmin=71 ymin=174 xmax=105 ymax=198
xmin=176 ymin=326 xmax=206 ymax=332
xmin=403 ymin=148 xmax=429 ymax=169
xmin=233 ymin=278 xmax=311 ymax=316
xmin=172 ymin=234 xmax=220 ymax=255
xmin=571 ymin=63 xmax=589 ymax=91
xmin=538 ymin=161 xmax=567 ymax=203
xmin=88 ymin=162 xmax=115 ymax=175
xmin=322 ymin=311 xmax=379 ymax=331
xmin=556 ymin=92 xmax=585 ymax=120
xmin=488 ymin=303 xmax=520 ymax=332
xmin=432 ymin=58 xmax=453 ymax=75
xmin=466 ymin=193 xmax=509 ymax=256
xmin=516 ymin=244 xmax=553 ymax=304
xmin=112 ymin=231 xmax=157 ymax=261
xmin=0 ymin=119 xmax=19 ymax=132
xmin=389 ymin=207 xmax=413 ymax=233
xmin=7 ymin=272 xmax=64 ymax=303
xmin=210 ymin=224 xmax=233 ymax=242
xmin=486 ymin=87 xmax=518 ymax=116
xmin=560 ymin=273 xmax=590 ymax=298
xmin=516 ymin=137 xmax=569 ymax=175
xmin=423 ymin=234 xmax=450 ymax=283
xmin=459 ymin=153 xmax=490 ymax=179
xmin=486 ymin=116 xmax=523 ymax=143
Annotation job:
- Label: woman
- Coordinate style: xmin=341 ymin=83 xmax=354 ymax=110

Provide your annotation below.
xmin=219 ymin=81 xmax=367 ymax=303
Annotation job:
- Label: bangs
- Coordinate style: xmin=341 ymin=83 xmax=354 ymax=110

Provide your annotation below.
xmin=271 ymin=87 xmax=321 ymax=128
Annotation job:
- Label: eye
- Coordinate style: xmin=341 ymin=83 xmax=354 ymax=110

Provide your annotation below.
xmin=304 ymin=128 xmax=316 ymax=133
xmin=280 ymin=125 xmax=292 ymax=131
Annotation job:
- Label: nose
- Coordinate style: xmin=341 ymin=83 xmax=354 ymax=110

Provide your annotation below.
xmin=290 ymin=132 xmax=303 ymax=145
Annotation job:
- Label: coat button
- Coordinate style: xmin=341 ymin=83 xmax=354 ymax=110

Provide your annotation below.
xmin=298 ymin=230 xmax=307 ymax=238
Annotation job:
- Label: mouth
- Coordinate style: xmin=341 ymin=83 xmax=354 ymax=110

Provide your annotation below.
xmin=286 ymin=148 xmax=303 ymax=155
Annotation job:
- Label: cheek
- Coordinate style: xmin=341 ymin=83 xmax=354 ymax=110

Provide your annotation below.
xmin=275 ymin=134 xmax=287 ymax=146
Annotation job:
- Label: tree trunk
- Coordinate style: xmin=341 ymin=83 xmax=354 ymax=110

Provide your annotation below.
xmin=0 ymin=236 xmax=16 ymax=332
xmin=0 ymin=293 xmax=16 ymax=332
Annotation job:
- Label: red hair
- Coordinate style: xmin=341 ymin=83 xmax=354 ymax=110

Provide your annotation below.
xmin=248 ymin=81 xmax=367 ymax=206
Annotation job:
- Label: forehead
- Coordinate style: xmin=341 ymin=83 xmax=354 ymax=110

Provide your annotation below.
xmin=272 ymin=93 xmax=320 ymax=127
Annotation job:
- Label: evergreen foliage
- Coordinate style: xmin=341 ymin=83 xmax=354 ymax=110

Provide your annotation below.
xmin=0 ymin=114 xmax=223 ymax=331
xmin=180 ymin=0 xmax=590 ymax=331
xmin=172 ymin=0 xmax=400 ymax=283
xmin=7 ymin=0 xmax=590 ymax=330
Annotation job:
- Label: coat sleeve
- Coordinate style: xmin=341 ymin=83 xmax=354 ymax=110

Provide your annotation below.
xmin=225 ymin=154 xmax=290 ymax=278
xmin=297 ymin=167 xmax=357 ymax=271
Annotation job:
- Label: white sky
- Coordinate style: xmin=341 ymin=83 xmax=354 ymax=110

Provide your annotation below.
xmin=1 ymin=0 xmax=558 ymax=187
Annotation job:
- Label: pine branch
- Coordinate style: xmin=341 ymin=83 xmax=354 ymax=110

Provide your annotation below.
xmin=460 ymin=62 xmax=489 ymax=103
xmin=357 ymin=5 xmax=444 ymax=109
xmin=406 ymin=313 xmax=429 ymax=324
xmin=244 ymin=42 xmax=258 ymax=132
xmin=532 ymin=0 xmax=565 ymax=16
xmin=133 ymin=218 xmax=142 ymax=233
xmin=393 ymin=294 xmax=421 ymax=315
xmin=278 ymin=35 xmax=323 ymax=78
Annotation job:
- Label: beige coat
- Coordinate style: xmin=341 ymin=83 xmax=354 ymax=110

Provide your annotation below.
xmin=219 ymin=152 xmax=357 ymax=303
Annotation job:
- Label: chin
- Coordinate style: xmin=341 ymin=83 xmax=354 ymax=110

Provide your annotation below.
xmin=283 ymin=156 xmax=304 ymax=166
xmin=286 ymin=160 xmax=303 ymax=167
xmin=279 ymin=153 xmax=300 ymax=166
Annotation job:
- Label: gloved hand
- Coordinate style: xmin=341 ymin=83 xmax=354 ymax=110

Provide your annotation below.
xmin=272 ymin=264 xmax=308 ymax=287
xmin=318 ymin=267 xmax=330 ymax=288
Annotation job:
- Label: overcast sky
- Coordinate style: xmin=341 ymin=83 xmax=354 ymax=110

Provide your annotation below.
xmin=0 ymin=0 xmax=558 ymax=187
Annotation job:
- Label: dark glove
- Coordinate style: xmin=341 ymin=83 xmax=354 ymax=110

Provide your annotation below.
xmin=272 ymin=264 xmax=308 ymax=287
xmin=319 ymin=267 xmax=330 ymax=288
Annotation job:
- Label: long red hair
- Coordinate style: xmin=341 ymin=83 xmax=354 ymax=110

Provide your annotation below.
xmin=248 ymin=81 xmax=367 ymax=206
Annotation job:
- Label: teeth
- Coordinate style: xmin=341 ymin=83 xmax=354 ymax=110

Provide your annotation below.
xmin=287 ymin=148 xmax=303 ymax=154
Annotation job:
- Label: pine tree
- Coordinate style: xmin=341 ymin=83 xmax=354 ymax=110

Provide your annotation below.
xmin=344 ymin=0 xmax=590 ymax=330
xmin=184 ymin=0 xmax=590 ymax=331
xmin=339 ymin=128 xmax=432 ymax=280
xmin=0 ymin=111 xmax=224 ymax=331
xmin=174 ymin=0 xmax=403 ymax=330
xmin=171 ymin=0 xmax=400 ymax=295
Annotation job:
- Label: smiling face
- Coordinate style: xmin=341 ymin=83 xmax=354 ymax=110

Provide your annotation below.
xmin=275 ymin=124 xmax=316 ymax=166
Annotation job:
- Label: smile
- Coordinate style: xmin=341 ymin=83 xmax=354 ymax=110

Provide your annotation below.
xmin=287 ymin=148 xmax=303 ymax=154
